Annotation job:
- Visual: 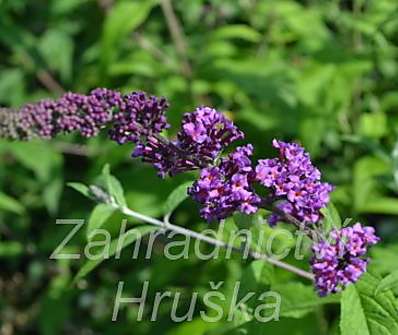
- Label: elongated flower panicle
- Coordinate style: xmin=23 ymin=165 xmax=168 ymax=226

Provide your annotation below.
xmin=1 ymin=88 xmax=381 ymax=297
xmin=0 ymin=88 xmax=124 ymax=140
xmin=255 ymin=139 xmax=333 ymax=225
xmin=311 ymin=223 xmax=379 ymax=296
xmin=188 ymin=145 xmax=260 ymax=221
xmin=0 ymin=89 xmax=169 ymax=142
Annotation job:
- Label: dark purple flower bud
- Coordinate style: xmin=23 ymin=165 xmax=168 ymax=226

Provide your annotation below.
xmin=109 ymin=92 xmax=169 ymax=144
xmin=0 ymin=88 xmax=126 ymax=140
xmin=131 ymin=136 xmax=189 ymax=178
xmin=311 ymin=223 xmax=379 ymax=296
xmin=18 ymin=100 xmax=57 ymax=139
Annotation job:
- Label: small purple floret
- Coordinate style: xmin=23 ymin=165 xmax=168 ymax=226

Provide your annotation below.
xmin=178 ymin=106 xmax=244 ymax=162
xmin=188 ymin=144 xmax=260 ymax=221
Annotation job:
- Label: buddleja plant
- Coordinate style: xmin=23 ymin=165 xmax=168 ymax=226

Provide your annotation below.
xmin=0 ymin=88 xmax=381 ymax=298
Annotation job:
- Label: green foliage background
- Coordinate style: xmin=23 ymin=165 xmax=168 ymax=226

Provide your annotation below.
xmin=0 ymin=0 xmax=398 ymax=334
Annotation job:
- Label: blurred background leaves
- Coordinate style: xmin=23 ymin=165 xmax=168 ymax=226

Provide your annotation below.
xmin=0 ymin=0 xmax=398 ymax=334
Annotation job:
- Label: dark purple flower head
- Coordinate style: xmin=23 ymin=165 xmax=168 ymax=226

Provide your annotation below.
xmin=256 ymin=139 xmax=333 ymax=225
xmin=311 ymin=223 xmax=379 ymax=296
xmin=189 ymin=144 xmax=260 ymax=221
xmin=131 ymin=106 xmax=243 ymax=177
xmin=178 ymin=106 xmax=244 ymax=162
xmin=109 ymin=92 xmax=169 ymax=144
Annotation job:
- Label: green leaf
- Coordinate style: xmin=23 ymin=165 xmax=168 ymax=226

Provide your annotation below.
xmin=0 ymin=68 xmax=25 ymax=105
xmin=340 ymin=273 xmax=398 ymax=335
xmin=215 ymin=314 xmax=322 ymax=335
xmin=392 ymin=141 xmax=398 ymax=189
xmin=86 ymin=204 xmax=115 ymax=240
xmin=73 ymin=225 xmax=158 ymax=283
xmin=39 ymin=30 xmax=74 ymax=81
xmin=361 ymin=197 xmax=398 ymax=215
xmin=7 ymin=142 xmax=63 ymax=213
xmin=212 ymin=25 xmax=262 ymax=43
xmin=43 ymin=177 xmax=63 ymax=215
xmin=0 ymin=241 xmax=23 ymax=257
xmin=167 ymin=318 xmax=218 ymax=335
xmin=358 ymin=112 xmax=387 ymax=139
xmin=371 ymin=243 xmax=398 ymax=273
xmin=163 ymin=181 xmax=192 ymax=216
xmin=299 ymin=117 xmax=326 ymax=156
xmin=0 ymin=192 xmax=25 ymax=214
xmin=321 ymin=202 xmax=342 ymax=232
xmin=101 ymin=0 xmax=156 ymax=74
xmin=67 ymin=182 xmax=90 ymax=198
xmin=239 ymin=261 xmax=275 ymax=300
xmin=353 ymin=156 xmax=398 ymax=214
xmin=233 ymin=212 xmax=254 ymax=229
xmin=10 ymin=142 xmax=63 ymax=182
xmin=102 ymin=164 xmax=126 ymax=207
xmin=375 ymin=270 xmax=398 ymax=295
xmin=249 ymin=260 xmax=275 ymax=286
xmin=272 ymin=282 xmax=340 ymax=318
xmin=51 ymin=0 xmax=89 ymax=15
xmin=341 ymin=285 xmax=370 ymax=335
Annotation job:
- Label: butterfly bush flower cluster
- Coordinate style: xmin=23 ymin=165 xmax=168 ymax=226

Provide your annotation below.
xmin=189 ymin=145 xmax=260 ymax=221
xmin=0 ymin=88 xmax=379 ymax=296
xmin=178 ymin=107 xmax=244 ymax=162
xmin=256 ymin=140 xmax=334 ymax=225
xmin=131 ymin=106 xmax=244 ymax=177
xmin=311 ymin=224 xmax=379 ymax=296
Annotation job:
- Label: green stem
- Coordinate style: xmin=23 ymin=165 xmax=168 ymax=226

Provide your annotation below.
xmin=111 ymin=202 xmax=315 ymax=281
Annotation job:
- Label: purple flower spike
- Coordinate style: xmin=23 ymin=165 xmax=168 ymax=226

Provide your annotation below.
xmin=189 ymin=144 xmax=260 ymax=221
xmin=0 ymin=88 xmax=168 ymax=142
xmin=311 ymin=223 xmax=379 ymax=296
xmin=256 ymin=139 xmax=333 ymax=225
xmin=1 ymin=88 xmax=125 ymax=140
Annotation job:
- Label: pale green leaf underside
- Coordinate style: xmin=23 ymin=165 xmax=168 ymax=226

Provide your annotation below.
xmin=163 ymin=181 xmax=193 ymax=215
xmin=86 ymin=203 xmax=115 ymax=240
